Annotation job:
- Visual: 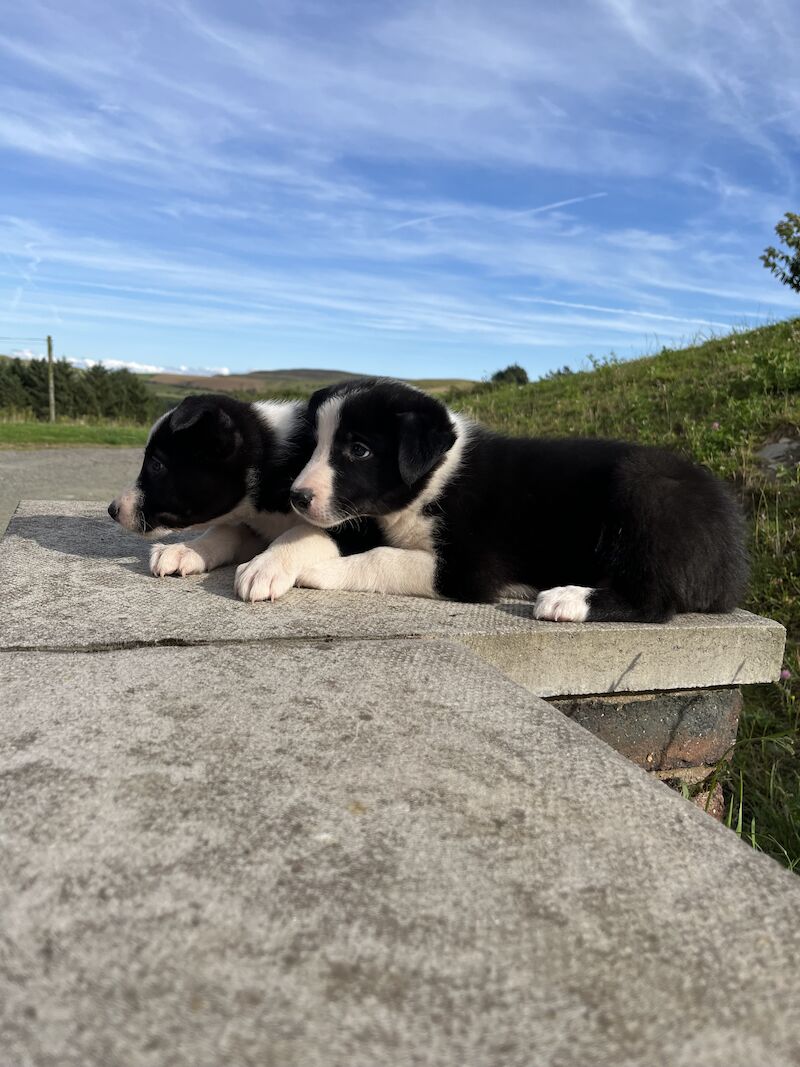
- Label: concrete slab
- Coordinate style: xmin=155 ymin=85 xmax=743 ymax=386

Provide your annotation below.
xmin=0 ymin=502 xmax=786 ymax=696
xmin=3 ymin=640 xmax=800 ymax=1067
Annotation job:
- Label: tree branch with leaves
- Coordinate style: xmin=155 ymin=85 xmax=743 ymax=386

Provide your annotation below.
xmin=761 ymin=212 xmax=800 ymax=294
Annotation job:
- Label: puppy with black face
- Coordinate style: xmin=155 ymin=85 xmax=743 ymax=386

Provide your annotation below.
xmin=289 ymin=377 xmax=748 ymax=623
xmin=109 ymin=393 xmax=381 ymax=602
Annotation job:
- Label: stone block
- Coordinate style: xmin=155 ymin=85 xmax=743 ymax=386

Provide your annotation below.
xmin=3 ymin=640 xmax=800 ymax=1066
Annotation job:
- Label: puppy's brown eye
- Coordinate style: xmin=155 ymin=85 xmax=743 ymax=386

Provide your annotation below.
xmin=350 ymin=442 xmax=371 ymax=459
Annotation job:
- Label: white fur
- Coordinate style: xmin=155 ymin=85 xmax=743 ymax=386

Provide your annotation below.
xmin=150 ymin=524 xmax=265 ymax=578
xmin=146 ymin=407 xmax=175 ymax=445
xmin=114 ymin=485 xmax=144 ymax=532
xmin=298 ymin=546 xmax=437 ymax=597
xmin=195 ymin=498 xmax=301 ymax=541
xmin=379 ymin=411 xmax=470 ymax=554
xmin=292 ymin=395 xmax=344 ymax=525
xmin=534 ymin=585 xmax=592 ymax=623
xmin=235 ymin=525 xmax=342 ymax=602
xmin=253 ymin=400 xmax=303 ymax=450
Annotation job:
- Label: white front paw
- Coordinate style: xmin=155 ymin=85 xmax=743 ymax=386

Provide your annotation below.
xmin=296 ymin=563 xmax=329 ymax=590
xmin=534 ymin=585 xmax=592 ymax=623
xmin=235 ymin=554 xmax=296 ymax=603
xmin=150 ymin=542 xmax=208 ymax=578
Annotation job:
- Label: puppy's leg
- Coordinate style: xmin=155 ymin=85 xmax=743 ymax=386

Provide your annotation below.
xmin=533 ymin=586 xmax=594 ymax=622
xmin=298 ymin=547 xmax=437 ymax=598
xmin=534 ymin=586 xmax=673 ymax=623
xmin=151 ymin=524 xmax=264 ymax=578
xmin=235 ymin=525 xmax=341 ymax=603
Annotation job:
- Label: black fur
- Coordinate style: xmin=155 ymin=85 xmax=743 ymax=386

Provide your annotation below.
xmin=307 ymin=379 xmax=456 ymax=518
xmin=110 ymin=392 xmax=381 ymax=555
xmin=304 ymin=378 xmax=749 ymax=622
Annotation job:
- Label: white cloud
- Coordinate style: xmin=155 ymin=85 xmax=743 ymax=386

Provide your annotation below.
xmin=7 ymin=347 xmax=233 ymax=377
xmin=69 ymin=356 xmax=170 ymax=373
xmin=10 ymin=347 xmax=44 ymax=359
xmin=67 ymin=357 xmax=233 ymax=376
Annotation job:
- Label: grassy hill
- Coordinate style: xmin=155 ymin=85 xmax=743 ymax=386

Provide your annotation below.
xmin=447 ymin=318 xmax=800 ymax=869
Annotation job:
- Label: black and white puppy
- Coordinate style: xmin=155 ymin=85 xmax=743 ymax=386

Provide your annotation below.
xmin=108 ymin=393 xmax=380 ymax=601
xmin=286 ymin=378 xmax=748 ymax=622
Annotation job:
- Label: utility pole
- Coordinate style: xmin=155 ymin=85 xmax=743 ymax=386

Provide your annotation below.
xmin=47 ymin=335 xmax=55 ymax=423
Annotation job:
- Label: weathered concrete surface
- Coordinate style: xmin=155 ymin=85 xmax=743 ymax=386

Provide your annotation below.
xmin=551 ymin=687 xmax=742 ymax=771
xmin=3 ymin=640 xmax=800 ymax=1067
xmin=0 ymin=502 xmax=786 ymax=696
xmin=0 ymin=447 xmax=141 ymax=536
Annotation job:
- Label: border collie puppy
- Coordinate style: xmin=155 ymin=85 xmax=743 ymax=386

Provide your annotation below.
xmin=108 ymin=393 xmax=380 ymax=602
xmin=286 ymin=378 xmax=748 ymax=623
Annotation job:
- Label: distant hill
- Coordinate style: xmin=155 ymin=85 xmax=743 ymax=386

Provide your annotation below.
xmin=241 ymin=368 xmax=362 ymax=382
xmin=145 ymin=368 xmax=476 ymax=399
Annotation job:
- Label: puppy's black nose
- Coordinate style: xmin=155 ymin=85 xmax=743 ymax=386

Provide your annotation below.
xmin=108 ymin=500 xmax=119 ymax=521
xmin=290 ymin=488 xmax=313 ymax=512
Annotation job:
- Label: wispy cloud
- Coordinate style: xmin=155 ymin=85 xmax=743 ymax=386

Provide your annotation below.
xmin=68 ymin=356 xmax=232 ymax=375
xmin=387 ymin=193 xmax=609 ymax=233
xmin=0 ymin=1 xmax=797 ymax=377
xmin=509 ymin=298 xmax=739 ymax=331
xmin=9 ymin=347 xmax=232 ymax=376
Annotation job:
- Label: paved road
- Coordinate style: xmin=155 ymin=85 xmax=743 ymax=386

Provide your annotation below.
xmin=0 ymin=447 xmax=142 ymax=536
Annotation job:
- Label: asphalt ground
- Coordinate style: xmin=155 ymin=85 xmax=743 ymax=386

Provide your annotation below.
xmin=0 ymin=447 xmax=141 ymax=536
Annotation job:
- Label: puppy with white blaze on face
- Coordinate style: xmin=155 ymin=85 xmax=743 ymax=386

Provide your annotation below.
xmin=108 ymin=393 xmax=381 ymax=602
xmin=288 ymin=377 xmax=749 ymax=623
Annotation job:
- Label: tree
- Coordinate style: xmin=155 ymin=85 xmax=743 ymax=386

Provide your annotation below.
xmin=491 ymin=363 xmax=529 ymax=385
xmin=761 ymin=212 xmax=800 ymax=294
xmin=0 ymin=354 xmax=158 ymax=422
xmin=0 ymin=360 xmax=31 ymax=413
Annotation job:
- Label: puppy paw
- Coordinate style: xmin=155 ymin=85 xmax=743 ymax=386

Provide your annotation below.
xmin=534 ymin=585 xmax=592 ymax=623
xmin=150 ymin=542 xmax=208 ymax=577
xmin=295 ymin=563 xmax=330 ymax=590
xmin=235 ymin=554 xmax=296 ymax=603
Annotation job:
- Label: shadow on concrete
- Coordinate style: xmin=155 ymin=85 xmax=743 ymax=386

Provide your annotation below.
xmin=494 ymin=600 xmax=538 ymax=621
xmin=196 ymin=567 xmax=240 ymax=601
xmin=7 ymin=512 xmax=182 ymax=575
xmin=7 ymin=512 xmax=275 ymax=603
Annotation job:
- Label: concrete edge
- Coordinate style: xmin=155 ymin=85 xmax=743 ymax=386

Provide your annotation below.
xmin=457 ymin=621 xmax=787 ymax=698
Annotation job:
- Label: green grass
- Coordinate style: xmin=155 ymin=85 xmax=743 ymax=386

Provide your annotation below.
xmin=0 ymin=420 xmax=149 ymax=448
xmin=447 ymin=318 xmax=800 ymax=870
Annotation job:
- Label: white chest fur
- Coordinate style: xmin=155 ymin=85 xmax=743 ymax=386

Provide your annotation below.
xmin=191 ymin=498 xmax=299 ymax=542
xmin=218 ymin=499 xmax=299 ymax=540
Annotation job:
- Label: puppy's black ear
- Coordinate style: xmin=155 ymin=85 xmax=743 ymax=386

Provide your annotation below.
xmin=170 ymin=400 xmax=209 ymax=434
xmin=170 ymin=399 xmax=242 ymax=459
xmin=396 ymin=411 xmax=455 ymax=486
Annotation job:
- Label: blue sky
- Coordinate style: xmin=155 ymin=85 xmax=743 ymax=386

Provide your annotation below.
xmin=1 ymin=0 xmax=799 ymax=380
